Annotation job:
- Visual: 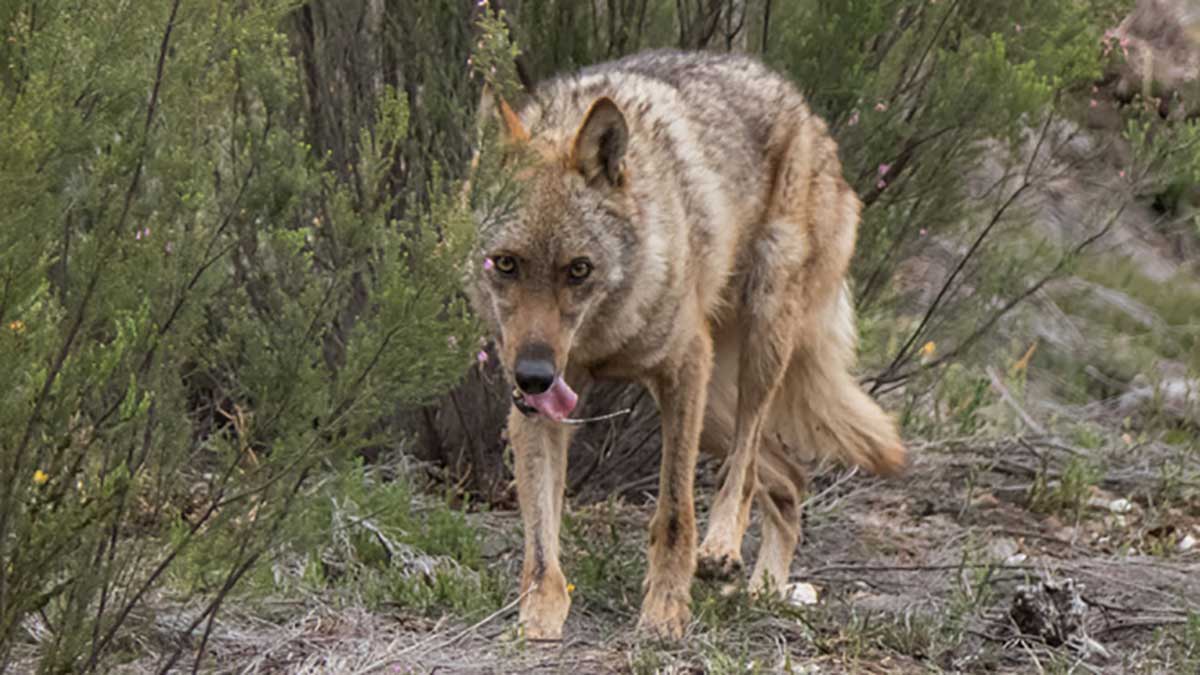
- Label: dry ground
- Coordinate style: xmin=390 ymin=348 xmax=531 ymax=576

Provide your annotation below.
xmin=108 ymin=432 xmax=1199 ymax=674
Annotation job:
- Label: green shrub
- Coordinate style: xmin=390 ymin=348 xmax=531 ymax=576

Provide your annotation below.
xmin=0 ymin=1 xmax=478 ymax=670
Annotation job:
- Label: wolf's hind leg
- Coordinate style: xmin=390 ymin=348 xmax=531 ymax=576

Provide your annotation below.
xmin=510 ymin=409 xmax=573 ymax=641
xmin=749 ymin=436 xmax=807 ymax=595
xmin=697 ymin=231 xmax=801 ymax=581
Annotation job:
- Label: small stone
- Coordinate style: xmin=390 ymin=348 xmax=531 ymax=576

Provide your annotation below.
xmin=1108 ymin=498 xmax=1133 ymax=514
xmin=786 ymin=582 xmax=820 ymax=606
xmin=988 ymin=537 xmax=1019 ymax=562
xmin=971 ymin=492 xmax=1000 ymax=508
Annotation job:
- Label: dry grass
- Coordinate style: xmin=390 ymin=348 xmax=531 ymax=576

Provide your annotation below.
xmin=13 ymin=431 xmax=1194 ymax=674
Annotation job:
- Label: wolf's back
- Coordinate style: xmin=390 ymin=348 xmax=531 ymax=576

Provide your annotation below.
xmin=526 ymin=49 xmax=809 ymax=182
xmin=526 ymin=51 xmax=905 ymax=475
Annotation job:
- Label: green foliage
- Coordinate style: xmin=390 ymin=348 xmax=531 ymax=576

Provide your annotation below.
xmin=562 ymin=500 xmax=643 ymax=615
xmin=4 ymin=0 xmax=1195 ymax=670
xmin=1028 ymin=456 xmax=1103 ymax=519
xmin=0 ymin=1 xmax=480 ymax=670
xmin=1075 ymin=257 xmax=1200 ymax=372
xmin=1170 ymin=612 xmax=1200 ymax=669
xmin=276 ymin=460 xmax=503 ymax=618
xmin=780 ymin=0 xmax=1116 ymax=382
xmin=899 ymin=362 xmax=996 ymax=437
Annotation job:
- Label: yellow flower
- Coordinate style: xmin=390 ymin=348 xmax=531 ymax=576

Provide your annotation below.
xmin=8 ymin=320 xmax=25 ymax=334
xmin=32 ymin=470 xmax=48 ymax=485
xmin=1011 ymin=340 xmax=1038 ymax=374
xmin=566 ymin=583 xmax=576 ymax=594
xmin=921 ymin=341 xmax=936 ymax=357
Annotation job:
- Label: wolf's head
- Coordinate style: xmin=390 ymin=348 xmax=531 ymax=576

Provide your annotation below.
xmin=468 ymin=95 xmax=635 ymax=421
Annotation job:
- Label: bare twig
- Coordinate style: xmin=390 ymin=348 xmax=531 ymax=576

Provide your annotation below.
xmin=986 ymin=366 xmax=1046 ymax=435
xmin=803 ymin=562 xmax=1037 ymax=575
xmin=760 ymin=0 xmax=771 ymax=53
xmin=802 ymin=467 xmax=861 ymax=513
xmin=868 ymin=200 xmax=1129 ymax=394
xmin=868 ymin=110 xmax=1055 ymax=392
xmin=1093 ymin=617 xmax=1189 ymax=637
xmin=356 ymin=586 xmax=534 ymax=673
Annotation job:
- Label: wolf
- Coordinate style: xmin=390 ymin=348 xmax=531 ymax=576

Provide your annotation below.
xmin=466 ymin=49 xmax=906 ymax=640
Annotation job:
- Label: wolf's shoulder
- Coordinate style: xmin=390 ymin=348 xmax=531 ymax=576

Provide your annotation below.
xmin=584 ymin=49 xmax=774 ymax=81
xmin=527 ymin=49 xmax=801 ymax=136
xmin=539 ymin=49 xmax=786 ymax=95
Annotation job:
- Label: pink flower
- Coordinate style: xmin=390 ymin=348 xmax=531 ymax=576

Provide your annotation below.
xmin=919 ymin=228 xmax=928 ymax=237
xmin=876 ymin=179 xmax=887 ymax=190
xmin=847 ymin=110 xmax=860 ymax=127
xmin=874 ymin=101 xmax=888 ymax=112
xmin=878 ymin=163 xmax=891 ymax=176
xmin=1090 ymin=99 xmax=1098 ymax=108
xmin=477 ymin=350 xmax=488 ymax=364
xmin=1119 ymin=170 xmax=1126 ymax=178
xmin=483 ymin=257 xmax=495 ymax=271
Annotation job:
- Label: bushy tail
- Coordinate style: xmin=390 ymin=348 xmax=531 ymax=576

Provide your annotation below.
xmin=703 ymin=288 xmax=906 ymax=475
xmin=772 ymin=289 xmax=905 ymax=474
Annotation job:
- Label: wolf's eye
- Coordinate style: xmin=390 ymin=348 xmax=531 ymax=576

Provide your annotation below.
xmin=493 ymin=256 xmax=518 ymax=276
xmin=567 ymin=258 xmax=593 ymax=283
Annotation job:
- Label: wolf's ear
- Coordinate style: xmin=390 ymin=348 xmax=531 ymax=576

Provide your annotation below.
xmin=479 ymin=83 xmax=530 ymax=143
xmin=497 ymin=97 xmax=530 ymax=143
xmin=463 ymin=85 xmax=528 ymax=207
xmin=572 ymin=98 xmax=628 ymax=188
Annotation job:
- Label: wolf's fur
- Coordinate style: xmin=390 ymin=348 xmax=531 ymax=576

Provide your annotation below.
xmin=468 ymin=49 xmax=905 ymax=640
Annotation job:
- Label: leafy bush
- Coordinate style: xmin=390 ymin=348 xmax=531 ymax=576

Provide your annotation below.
xmin=5 ymin=0 xmax=1197 ymax=670
xmin=0 ymin=1 xmax=478 ymax=670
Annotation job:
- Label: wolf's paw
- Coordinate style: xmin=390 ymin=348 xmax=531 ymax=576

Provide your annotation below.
xmin=747 ymin=572 xmax=787 ymax=599
xmin=696 ymin=545 xmax=744 ymax=581
xmin=519 ymin=576 xmax=570 ymax=642
xmin=520 ymin=614 xmax=566 ymax=642
xmin=637 ymin=583 xmax=691 ymax=640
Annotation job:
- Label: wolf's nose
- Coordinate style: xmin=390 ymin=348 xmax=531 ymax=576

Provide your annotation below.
xmin=514 ymin=358 xmax=556 ymax=395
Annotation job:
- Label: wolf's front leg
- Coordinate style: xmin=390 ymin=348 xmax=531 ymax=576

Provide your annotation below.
xmin=510 ymin=407 xmax=573 ymax=640
xmin=639 ymin=331 xmax=713 ymax=639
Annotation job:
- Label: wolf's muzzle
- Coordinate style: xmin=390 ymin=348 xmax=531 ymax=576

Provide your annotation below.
xmin=513 ymin=342 xmax=557 ymax=395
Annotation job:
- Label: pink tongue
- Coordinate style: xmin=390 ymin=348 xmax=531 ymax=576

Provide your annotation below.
xmin=523 ymin=376 xmax=578 ymax=421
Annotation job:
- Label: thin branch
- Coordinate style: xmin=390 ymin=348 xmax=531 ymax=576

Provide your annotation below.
xmin=356 ymin=585 xmax=535 ymax=672
xmin=869 ymin=202 xmax=1128 ymax=394
xmin=803 ymin=563 xmax=1038 ymax=575
xmin=1093 ymin=617 xmax=1189 ymax=637
xmin=868 ymin=109 xmax=1058 ymax=393
xmin=986 ymin=366 xmax=1046 ymax=434
xmin=760 ymin=0 xmax=771 ymax=54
